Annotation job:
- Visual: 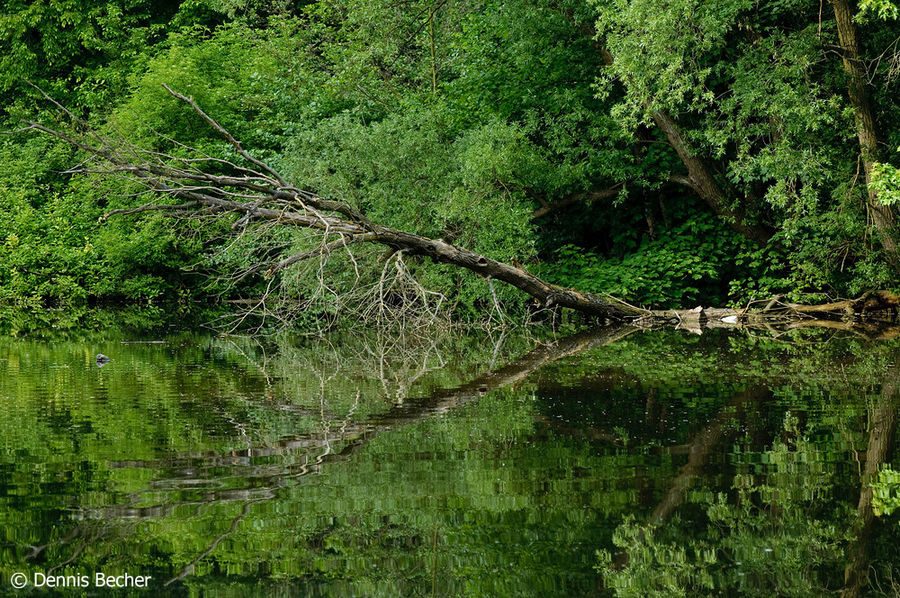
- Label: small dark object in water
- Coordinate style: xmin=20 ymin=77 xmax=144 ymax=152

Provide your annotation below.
xmin=96 ymin=354 xmax=111 ymax=367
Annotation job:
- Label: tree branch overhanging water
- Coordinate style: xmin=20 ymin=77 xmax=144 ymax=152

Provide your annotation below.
xmin=16 ymin=86 xmax=900 ymax=330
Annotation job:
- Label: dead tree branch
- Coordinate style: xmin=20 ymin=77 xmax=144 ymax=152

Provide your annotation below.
xmin=20 ymin=85 xmax=900 ymax=328
xmin=25 ymin=85 xmax=650 ymax=321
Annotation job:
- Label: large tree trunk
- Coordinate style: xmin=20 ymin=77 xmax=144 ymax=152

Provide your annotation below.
xmin=832 ymin=0 xmax=900 ymax=271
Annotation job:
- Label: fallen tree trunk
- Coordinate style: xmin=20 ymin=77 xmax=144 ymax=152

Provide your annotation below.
xmin=18 ymin=86 xmax=900 ymax=328
xmin=21 ymin=87 xmax=652 ymax=321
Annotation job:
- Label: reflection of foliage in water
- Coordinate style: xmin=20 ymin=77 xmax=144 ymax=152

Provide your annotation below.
xmin=598 ymin=414 xmax=848 ymax=597
xmin=2 ymin=323 xmax=900 ymax=595
xmin=874 ymin=469 xmax=900 ymax=517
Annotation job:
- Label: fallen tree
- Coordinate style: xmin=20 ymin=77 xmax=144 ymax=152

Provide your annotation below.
xmin=17 ymin=86 xmax=900 ymax=328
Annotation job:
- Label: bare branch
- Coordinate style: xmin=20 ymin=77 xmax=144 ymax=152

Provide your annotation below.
xmin=263 ymin=233 xmax=380 ymax=277
xmin=161 ymin=83 xmax=288 ymax=187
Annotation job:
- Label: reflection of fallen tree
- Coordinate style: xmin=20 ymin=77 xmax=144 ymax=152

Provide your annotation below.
xmin=69 ymin=325 xmax=638 ymax=583
xmin=84 ymin=320 xmax=898 ymax=525
xmin=166 ymin=499 xmax=264 ymax=587
xmin=91 ymin=324 xmax=640 ymax=521
xmin=841 ymin=360 xmax=900 ymax=598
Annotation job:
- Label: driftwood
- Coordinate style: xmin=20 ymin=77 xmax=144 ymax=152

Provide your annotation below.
xmin=17 ymin=86 xmax=900 ymax=327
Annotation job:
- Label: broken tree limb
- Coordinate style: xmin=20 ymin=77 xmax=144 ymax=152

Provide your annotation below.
xmin=21 ymin=89 xmax=654 ymax=321
xmin=788 ymin=290 xmax=900 ymax=319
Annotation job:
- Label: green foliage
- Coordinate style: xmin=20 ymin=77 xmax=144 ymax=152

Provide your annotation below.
xmin=873 ymin=467 xmax=900 ymax=517
xmin=596 ymin=0 xmax=754 ymax=122
xmin=0 ymin=131 xmax=201 ymax=306
xmin=0 ymin=1 xmax=226 ymax=307
xmin=3 ymin=0 xmax=900 ymax=320
xmin=858 ymin=0 xmax=900 ymax=21
xmin=278 ymin=107 xmax=538 ymax=315
xmin=543 ymin=213 xmax=745 ymax=308
xmin=872 ymin=160 xmax=900 ymax=207
xmin=590 ymin=0 xmax=899 ymax=301
xmin=598 ymin=414 xmax=847 ymax=597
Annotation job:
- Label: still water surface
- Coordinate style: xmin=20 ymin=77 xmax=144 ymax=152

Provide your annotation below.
xmin=1 ymin=325 xmax=899 ymax=596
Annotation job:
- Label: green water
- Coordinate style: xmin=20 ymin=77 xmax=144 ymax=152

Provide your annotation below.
xmin=1 ymin=325 xmax=900 ymax=596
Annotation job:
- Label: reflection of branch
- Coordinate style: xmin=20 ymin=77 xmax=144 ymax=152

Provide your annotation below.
xmin=841 ymin=360 xmax=900 ymax=598
xmin=47 ymin=529 xmax=98 ymax=575
xmin=367 ymin=325 xmax=640 ymax=425
xmin=91 ymin=325 xmax=640 ymax=521
xmin=649 ymin=386 xmax=769 ymax=525
xmin=77 ymin=326 xmax=639 ymax=585
xmin=165 ymin=499 xmax=265 ymax=587
xmin=224 ymin=337 xmax=273 ymax=385
xmin=613 ymin=386 xmax=770 ymax=570
xmin=25 ymin=525 xmax=81 ymax=562
xmin=786 ymin=319 xmax=900 ymax=340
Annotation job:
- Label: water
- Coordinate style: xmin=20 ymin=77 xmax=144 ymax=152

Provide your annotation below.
xmin=1 ymin=324 xmax=899 ymax=596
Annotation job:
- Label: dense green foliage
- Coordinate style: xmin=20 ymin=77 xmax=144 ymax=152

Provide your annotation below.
xmin=2 ymin=0 xmax=900 ymax=317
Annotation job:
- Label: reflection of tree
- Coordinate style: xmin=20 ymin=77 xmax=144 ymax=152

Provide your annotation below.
xmin=649 ymin=387 xmax=770 ymax=526
xmin=70 ymin=325 xmax=639 ymax=584
xmin=607 ymin=385 xmax=769 ymax=573
xmin=11 ymin=326 xmax=900 ymax=595
xmin=842 ymin=359 xmax=900 ymax=598
xmin=593 ymin=341 xmax=900 ymax=596
xmin=600 ymin=411 xmax=849 ymax=597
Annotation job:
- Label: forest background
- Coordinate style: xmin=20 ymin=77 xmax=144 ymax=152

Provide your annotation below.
xmin=2 ymin=0 xmax=900 ymax=326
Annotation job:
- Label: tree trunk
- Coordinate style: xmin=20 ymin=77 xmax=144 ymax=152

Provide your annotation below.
xmin=832 ymin=0 xmax=900 ymax=271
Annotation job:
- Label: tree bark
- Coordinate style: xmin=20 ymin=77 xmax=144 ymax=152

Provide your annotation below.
xmin=832 ymin=0 xmax=900 ymax=271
